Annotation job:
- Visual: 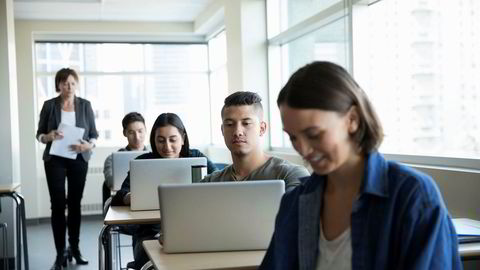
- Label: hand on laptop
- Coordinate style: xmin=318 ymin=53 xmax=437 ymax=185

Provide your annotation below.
xmin=123 ymin=192 xmax=131 ymax=205
xmin=156 ymin=232 xmax=164 ymax=246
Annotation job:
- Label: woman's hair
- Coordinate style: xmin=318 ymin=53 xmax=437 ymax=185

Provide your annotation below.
xmin=277 ymin=61 xmax=383 ymax=153
xmin=150 ymin=113 xmax=190 ymax=158
xmin=55 ymin=68 xmax=79 ymax=93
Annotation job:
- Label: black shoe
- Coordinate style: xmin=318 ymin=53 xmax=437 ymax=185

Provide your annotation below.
xmin=67 ymin=246 xmax=89 ymax=265
xmin=50 ymin=253 xmax=67 ymax=270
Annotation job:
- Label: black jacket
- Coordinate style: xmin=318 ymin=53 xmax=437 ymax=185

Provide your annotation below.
xmin=36 ymin=96 xmax=98 ymax=161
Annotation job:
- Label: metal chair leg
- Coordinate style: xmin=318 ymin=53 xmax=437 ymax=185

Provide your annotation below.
xmin=0 ymin=223 xmax=8 ymax=270
xmin=140 ymin=260 xmax=154 ymax=270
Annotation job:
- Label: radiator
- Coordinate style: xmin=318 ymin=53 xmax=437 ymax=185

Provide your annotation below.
xmin=80 ymin=166 xmax=104 ymax=215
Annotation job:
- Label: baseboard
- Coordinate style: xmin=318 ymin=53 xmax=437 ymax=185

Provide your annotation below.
xmin=26 ymin=213 xmax=103 ymax=225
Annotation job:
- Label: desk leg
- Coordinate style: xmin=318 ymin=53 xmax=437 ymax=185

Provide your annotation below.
xmin=15 ymin=193 xmax=28 ymax=270
xmin=0 ymin=192 xmax=28 ymax=270
xmin=98 ymin=224 xmax=112 ymax=270
xmin=3 ymin=193 xmax=21 ymax=270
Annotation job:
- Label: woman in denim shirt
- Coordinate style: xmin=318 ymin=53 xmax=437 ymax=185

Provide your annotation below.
xmin=260 ymin=61 xmax=462 ymax=270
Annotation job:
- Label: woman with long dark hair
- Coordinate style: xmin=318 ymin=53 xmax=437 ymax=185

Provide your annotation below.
xmin=111 ymin=112 xmax=217 ymax=269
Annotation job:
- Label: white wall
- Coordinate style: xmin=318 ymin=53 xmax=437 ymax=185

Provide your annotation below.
xmin=0 ymin=0 xmax=21 ymax=259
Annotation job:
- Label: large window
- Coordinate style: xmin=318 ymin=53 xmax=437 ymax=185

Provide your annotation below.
xmin=354 ymin=0 xmax=480 ymax=160
xmin=35 ymin=42 xmax=210 ymax=147
xmin=267 ymin=0 xmax=480 ymax=164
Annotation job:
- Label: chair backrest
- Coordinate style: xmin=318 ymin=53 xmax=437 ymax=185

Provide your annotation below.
xmin=103 ymin=196 xmax=113 ymax=217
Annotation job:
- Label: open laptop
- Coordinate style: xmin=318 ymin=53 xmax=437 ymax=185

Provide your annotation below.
xmin=158 ymin=180 xmax=285 ymax=253
xmin=130 ymin=157 xmax=207 ymax=211
xmin=112 ymin=151 xmax=148 ymax=191
xmin=453 ymin=218 xmax=480 ymax=243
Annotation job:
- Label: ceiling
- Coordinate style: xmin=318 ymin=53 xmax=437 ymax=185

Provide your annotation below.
xmin=13 ymin=0 xmax=215 ymax=22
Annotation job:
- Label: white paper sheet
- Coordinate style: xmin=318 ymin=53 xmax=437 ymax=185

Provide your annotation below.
xmin=49 ymin=123 xmax=85 ymax=160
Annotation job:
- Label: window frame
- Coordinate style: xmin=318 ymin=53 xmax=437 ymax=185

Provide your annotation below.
xmin=206 ymin=28 xmax=228 ymax=146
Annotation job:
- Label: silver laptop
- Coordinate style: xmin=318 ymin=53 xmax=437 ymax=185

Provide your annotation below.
xmin=112 ymin=151 xmax=148 ymax=191
xmin=158 ymin=180 xmax=285 ymax=253
xmin=130 ymin=157 xmax=207 ymax=211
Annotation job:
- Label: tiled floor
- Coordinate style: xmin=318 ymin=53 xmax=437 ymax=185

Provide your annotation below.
xmin=27 ymin=215 xmax=134 ymax=270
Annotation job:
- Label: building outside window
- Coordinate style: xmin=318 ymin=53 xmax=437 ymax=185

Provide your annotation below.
xmin=267 ymin=0 xmax=480 ymax=165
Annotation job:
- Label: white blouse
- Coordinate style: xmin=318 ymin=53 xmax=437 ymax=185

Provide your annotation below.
xmin=61 ymin=109 xmax=76 ymax=126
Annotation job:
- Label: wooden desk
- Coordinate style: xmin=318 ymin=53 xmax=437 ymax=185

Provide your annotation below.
xmin=456 ymin=218 xmax=480 ymax=260
xmin=0 ymin=183 xmax=28 ymax=270
xmin=143 ymin=240 xmax=265 ymax=270
xmin=104 ymin=206 xmax=160 ymax=225
xmin=99 ymin=206 xmax=161 ymax=270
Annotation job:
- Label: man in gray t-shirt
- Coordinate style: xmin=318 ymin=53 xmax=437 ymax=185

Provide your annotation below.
xmin=202 ymin=91 xmax=309 ymax=190
xmin=203 ymin=156 xmax=308 ymax=191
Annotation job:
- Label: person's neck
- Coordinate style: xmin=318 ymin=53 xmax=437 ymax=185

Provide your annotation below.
xmin=325 ymin=153 xmax=365 ymax=195
xmin=127 ymin=144 xmax=145 ymax=151
xmin=231 ymin=150 xmax=269 ymax=179
xmin=61 ymin=95 xmax=74 ymax=105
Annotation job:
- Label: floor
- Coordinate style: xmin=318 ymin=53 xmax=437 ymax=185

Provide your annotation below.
xmin=27 ymin=215 xmax=134 ymax=270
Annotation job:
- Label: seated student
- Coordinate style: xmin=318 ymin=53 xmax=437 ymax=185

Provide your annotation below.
xmin=260 ymin=61 xmax=462 ymax=269
xmin=103 ymin=112 xmax=147 ymax=206
xmin=111 ymin=112 xmax=217 ymax=270
xmin=202 ymin=91 xmax=309 ymax=190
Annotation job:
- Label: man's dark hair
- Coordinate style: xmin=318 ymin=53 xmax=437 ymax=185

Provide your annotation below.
xmin=122 ymin=112 xmax=145 ymax=131
xmin=221 ymin=91 xmax=263 ymax=118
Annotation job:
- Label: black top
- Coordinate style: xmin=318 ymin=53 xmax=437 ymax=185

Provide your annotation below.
xmin=111 ymin=149 xmax=217 ymax=206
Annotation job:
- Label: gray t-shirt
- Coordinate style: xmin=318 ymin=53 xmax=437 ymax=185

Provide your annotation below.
xmin=202 ymin=156 xmax=309 ymax=191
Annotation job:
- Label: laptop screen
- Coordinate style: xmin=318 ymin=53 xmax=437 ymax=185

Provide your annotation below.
xmin=112 ymin=151 xmax=148 ymax=191
xmin=130 ymin=157 xmax=207 ymax=211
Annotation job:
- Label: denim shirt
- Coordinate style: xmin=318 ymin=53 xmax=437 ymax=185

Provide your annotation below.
xmin=260 ymin=152 xmax=462 ymax=270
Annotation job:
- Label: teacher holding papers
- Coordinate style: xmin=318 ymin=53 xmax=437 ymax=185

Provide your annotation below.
xmin=36 ymin=68 xmax=98 ymax=270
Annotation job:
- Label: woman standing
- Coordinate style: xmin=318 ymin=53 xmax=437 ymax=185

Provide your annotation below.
xmin=260 ymin=61 xmax=461 ymax=269
xmin=36 ymin=68 xmax=98 ymax=270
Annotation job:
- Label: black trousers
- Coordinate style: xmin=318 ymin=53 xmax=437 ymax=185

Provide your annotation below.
xmin=44 ymin=155 xmax=88 ymax=256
